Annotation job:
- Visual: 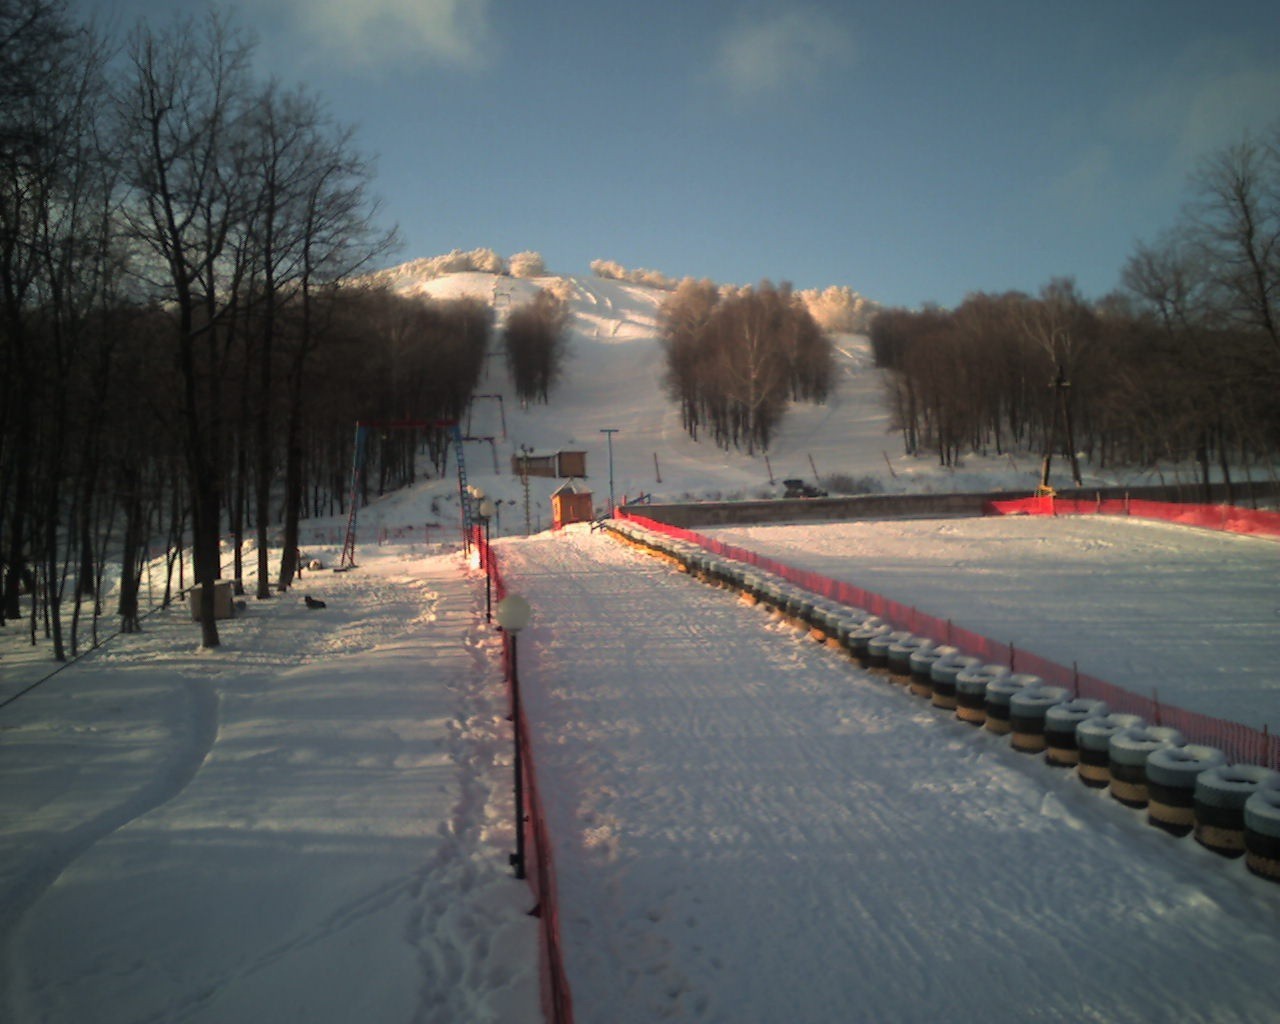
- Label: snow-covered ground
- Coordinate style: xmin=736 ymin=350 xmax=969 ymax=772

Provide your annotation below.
xmin=3 ymin=266 xmax=1278 ymax=1023
xmin=0 ymin=547 xmax=541 ymax=1024
xmin=701 ymin=515 xmax=1280 ymax=732
xmin=500 ymin=526 xmax=1280 ymax=1024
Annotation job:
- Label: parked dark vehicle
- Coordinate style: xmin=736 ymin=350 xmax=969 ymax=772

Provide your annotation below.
xmin=782 ymin=478 xmax=828 ymax=498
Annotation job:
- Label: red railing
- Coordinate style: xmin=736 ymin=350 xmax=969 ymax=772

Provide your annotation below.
xmin=617 ymin=514 xmax=1279 ymax=769
xmin=473 ymin=527 xmax=576 ymax=1024
xmin=984 ymin=495 xmax=1280 ymax=539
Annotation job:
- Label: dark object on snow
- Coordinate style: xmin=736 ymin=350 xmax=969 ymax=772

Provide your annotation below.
xmin=304 ymin=595 xmax=327 ymax=610
xmin=782 ymin=478 xmax=828 ymax=498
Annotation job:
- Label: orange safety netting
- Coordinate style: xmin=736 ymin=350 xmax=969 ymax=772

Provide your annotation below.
xmin=617 ymin=514 xmax=1279 ymax=770
xmin=984 ymin=495 xmax=1280 ymax=539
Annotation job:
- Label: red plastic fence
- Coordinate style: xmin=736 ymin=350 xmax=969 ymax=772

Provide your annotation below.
xmin=618 ymin=514 xmax=1279 ymax=770
xmin=984 ymin=495 xmax=1280 ymax=539
xmin=472 ymin=527 xmax=576 ymax=1024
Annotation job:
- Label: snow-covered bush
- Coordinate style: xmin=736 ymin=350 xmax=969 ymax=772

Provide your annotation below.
xmin=590 ymin=258 xmax=678 ymax=291
xmin=798 ymin=285 xmax=879 ymax=333
xmin=468 ymin=247 xmax=506 ymax=274
xmin=508 ymin=251 xmax=546 ymax=278
xmin=404 ymin=248 xmax=508 ymax=278
xmin=543 ymin=276 xmax=575 ymax=302
xmin=589 ymin=258 xmax=627 ymax=280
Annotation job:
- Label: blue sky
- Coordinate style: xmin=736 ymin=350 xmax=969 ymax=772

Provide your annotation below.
xmin=82 ymin=1 xmax=1279 ymax=309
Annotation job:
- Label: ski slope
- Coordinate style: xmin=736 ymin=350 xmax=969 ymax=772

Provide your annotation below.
xmin=499 ymin=526 xmax=1280 ymax=1024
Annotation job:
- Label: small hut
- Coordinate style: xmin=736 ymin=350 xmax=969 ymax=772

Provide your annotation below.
xmin=551 ymin=479 xmax=595 ymax=529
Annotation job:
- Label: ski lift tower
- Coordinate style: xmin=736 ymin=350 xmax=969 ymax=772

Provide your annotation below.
xmin=339 ymin=418 xmax=472 ymax=570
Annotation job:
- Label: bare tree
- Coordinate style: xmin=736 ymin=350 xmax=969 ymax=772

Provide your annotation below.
xmin=1016 ymin=279 xmax=1096 ymax=489
xmin=660 ymin=281 xmax=833 ymax=453
xmin=1188 ymin=132 xmax=1280 ymax=361
xmin=114 ymin=10 xmax=255 ymax=647
xmin=504 ymin=289 xmax=570 ymax=406
xmin=0 ymin=0 xmax=115 ymax=655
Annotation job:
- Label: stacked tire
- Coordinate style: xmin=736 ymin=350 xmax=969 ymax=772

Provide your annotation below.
xmin=1008 ymin=685 xmax=1070 ymax=754
xmin=908 ymin=644 xmax=959 ymax=700
xmin=1043 ymin=698 xmax=1108 ymax=767
xmin=887 ymin=636 xmax=931 ymax=685
xmin=1193 ymin=765 xmax=1280 ymax=859
xmin=930 ymin=654 xmax=981 ymax=711
xmin=1075 ymin=714 xmax=1145 ymax=788
xmin=1245 ymin=787 xmax=1280 ymax=882
xmin=983 ymin=673 xmax=1040 ymax=736
xmin=1107 ymin=726 xmax=1186 ymax=808
xmin=955 ymin=664 xmax=1007 ymax=726
xmin=866 ymin=630 xmax=912 ymax=674
xmin=1145 ymin=745 xmax=1227 ymax=835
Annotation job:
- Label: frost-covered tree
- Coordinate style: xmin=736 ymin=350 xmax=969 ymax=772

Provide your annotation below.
xmin=660 ymin=281 xmax=833 ymax=453
xmin=508 ymin=250 xmax=545 ymax=278
xmin=590 ymin=258 xmax=678 ymax=291
xmin=797 ymin=285 xmax=879 ymax=333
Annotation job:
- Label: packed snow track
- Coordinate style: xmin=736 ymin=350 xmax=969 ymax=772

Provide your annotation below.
xmin=500 ymin=527 xmax=1280 ymax=1024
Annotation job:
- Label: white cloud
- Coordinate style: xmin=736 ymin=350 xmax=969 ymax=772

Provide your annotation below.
xmin=281 ymin=0 xmax=494 ymax=71
xmin=713 ymin=8 xmax=855 ymax=99
xmin=1113 ymin=44 xmax=1280 ymax=171
xmin=1047 ymin=144 xmax=1115 ymax=208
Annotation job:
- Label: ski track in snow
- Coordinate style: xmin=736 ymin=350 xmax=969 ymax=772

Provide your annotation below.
xmin=0 ymin=676 xmax=219 ymax=1021
xmin=0 ymin=554 xmax=539 ymax=1024
xmin=500 ymin=528 xmax=1280 ymax=1024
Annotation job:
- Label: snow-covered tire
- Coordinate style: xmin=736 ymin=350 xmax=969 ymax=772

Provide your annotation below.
xmin=930 ymin=654 xmax=982 ymax=711
xmin=1245 ymin=787 xmax=1280 ymax=882
xmin=830 ymin=610 xmax=870 ymax=654
xmin=1008 ymin=685 xmax=1070 ymax=754
xmin=983 ymin=673 xmax=1041 ymax=736
xmin=846 ymin=621 xmax=889 ymax=666
xmin=1075 ymin=713 xmax=1145 ymax=788
xmin=811 ymin=601 xmax=848 ymax=646
xmin=1043 ymin=698 xmax=1108 ymax=767
xmin=1144 ymin=745 xmax=1228 ymax=835
xmin=780 ymin=590 xmax=814 ymax=631
xmin=906 ymin=643 xmax=957 ymax=698
xmin=887 ymin=635 xmax=932 ymax=682
xmin=866 ymin=630 xmax=912 ymax=674
xmin=1194 ymin=765 xmax=1280 ymax=857
xmin=1107 ymin=726 xmax=1185 ymax=808
xmin=954 ymin=664 xmax=1008 ymax=726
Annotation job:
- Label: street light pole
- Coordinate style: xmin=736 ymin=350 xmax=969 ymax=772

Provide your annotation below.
xmin=479 ymin=498 xmax=495 ymax=623
xmin=496 ymin=594 xmax=532 ymax=880
xmin=600 ymin=427 xmax=619 ymax=516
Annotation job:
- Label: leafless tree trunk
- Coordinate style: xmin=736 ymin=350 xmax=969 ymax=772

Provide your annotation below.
xmin=115 ymin=11 xmax=255 ymax=647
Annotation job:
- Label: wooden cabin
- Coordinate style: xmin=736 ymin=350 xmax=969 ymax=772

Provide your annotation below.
xmin=511 ymin=449 xmax=588 ymax=479
xmin=551 ymin=479 xmax=595 ymax=529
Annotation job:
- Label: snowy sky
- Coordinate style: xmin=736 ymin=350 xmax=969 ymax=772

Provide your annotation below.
xmin=79 ymin=0 xmax=1280 ymax=309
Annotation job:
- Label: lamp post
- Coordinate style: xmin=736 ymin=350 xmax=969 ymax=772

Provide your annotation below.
xmin=478 ymin=498 xmax=495 ymax=622
xmin=496 ymin=594 xmax=532 ymax=879
xmin=469 ymin=485 xmax=486 ymax=557
xmin=600 ymin=427 xmax=619 ymax=516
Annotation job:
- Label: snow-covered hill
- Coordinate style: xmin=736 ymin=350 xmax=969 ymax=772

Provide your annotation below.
xmin=366 ymin=264 xmax=1191 ymax=536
